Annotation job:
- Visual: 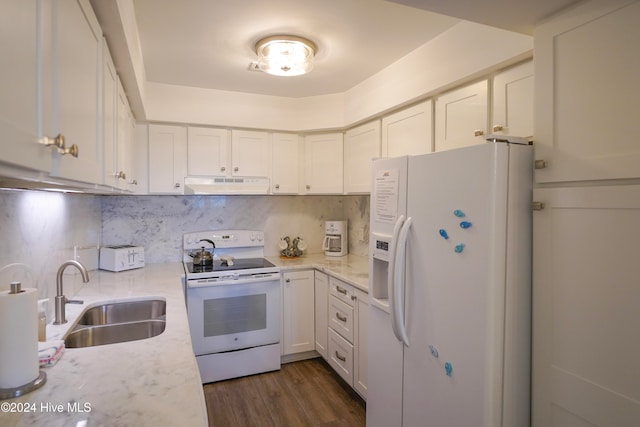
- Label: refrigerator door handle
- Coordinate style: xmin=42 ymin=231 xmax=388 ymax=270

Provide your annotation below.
xmin=388 ymin=215 xmax=405 ymax=342
xmin=394 ymin=216 xmax=412 ymax=347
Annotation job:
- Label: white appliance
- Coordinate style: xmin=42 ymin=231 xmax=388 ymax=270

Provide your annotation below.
xmin=99 ymin=245 xmax=145 ymax=272
xmin=182 ymin=230 xmax=281 ymax=384
xmin=367 ymin=141 xmax=533 ymax=426
xmin=323 ymin=220 xmax=348 ymax=257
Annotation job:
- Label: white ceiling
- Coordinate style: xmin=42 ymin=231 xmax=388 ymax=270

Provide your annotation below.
xmin=132 ymin=0 xmax=461 ymax=98
xmin=98 ymin=0 xmax=583 ymax=102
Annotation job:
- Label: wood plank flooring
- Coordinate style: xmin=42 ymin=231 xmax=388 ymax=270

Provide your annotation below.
xmin=203 ymin=358 xmax=366 ymax=427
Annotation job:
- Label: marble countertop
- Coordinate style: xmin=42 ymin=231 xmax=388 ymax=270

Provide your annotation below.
xmin=1 ymin=263 xmax=208 ymax=427
xmin=267 ymin=253 xmax=369 ymax=292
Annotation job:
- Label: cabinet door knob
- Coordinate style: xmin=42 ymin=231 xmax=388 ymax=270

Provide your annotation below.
xmin=114 ymin=171 xmax=126 ymax=180
xmin=285 ymin=278 xmax=290 ymax=283
xmin=174 ymin=183 xmax=181 ymax=188
xmin=40 ymin=134 xmax=65 ymax=149
xmin=474 ymin=129 xmax=485 ymax=137
xmin=306 ymin=185 xmax=311 ymax=190
xmin=220 ymin=166 xmax=226 ymax=172
xmin=64 ymin=144 xmax=79 ymax=158
xmin=234 ymin=167 xmax=239 ymax=172
xmin=275 ymin=184 xmax=280 ymax=190
xmin=492 ymin=124 xmax=504 ymax=132
xmin=39 ymin=134 xmax=79 ymax=158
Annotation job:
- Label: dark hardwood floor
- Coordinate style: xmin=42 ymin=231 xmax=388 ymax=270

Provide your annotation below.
xmin=203 ymin=358 xmax=366 ymax=426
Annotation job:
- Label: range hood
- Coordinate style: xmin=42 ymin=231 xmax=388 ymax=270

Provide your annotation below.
xmin=184 ymin=176 xmax=270 ymax=195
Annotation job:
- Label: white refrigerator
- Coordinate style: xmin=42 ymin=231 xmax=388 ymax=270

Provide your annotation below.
xmin=367 ymin=141 xmax=533 ymax=426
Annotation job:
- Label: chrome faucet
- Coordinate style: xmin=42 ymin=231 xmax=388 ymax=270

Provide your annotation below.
xmin=53 ymin=260 xmax=90 ymax=325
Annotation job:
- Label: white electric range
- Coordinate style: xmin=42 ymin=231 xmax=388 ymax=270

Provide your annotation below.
xmin=182 ymin=230 xmax=281 ymax=383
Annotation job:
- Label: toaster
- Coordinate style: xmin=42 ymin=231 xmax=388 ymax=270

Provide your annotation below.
xmin=99 ymin=245 xmax=145 ymax=272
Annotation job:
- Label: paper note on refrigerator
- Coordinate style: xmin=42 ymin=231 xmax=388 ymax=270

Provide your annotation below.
xmin=373 ymin=168 xmax=399 ymax=223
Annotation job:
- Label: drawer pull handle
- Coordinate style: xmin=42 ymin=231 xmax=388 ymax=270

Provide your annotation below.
xmin=335 ymin=351 xmax=346 ymax=362
xmin=336 ymin=285 xmax=347 ymax=295
xmin=335 ymin=312 xmax=347 ymax=322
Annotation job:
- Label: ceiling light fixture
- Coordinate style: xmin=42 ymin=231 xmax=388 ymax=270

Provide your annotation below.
xmin=255 ymin=35 xmax=317 ymax=77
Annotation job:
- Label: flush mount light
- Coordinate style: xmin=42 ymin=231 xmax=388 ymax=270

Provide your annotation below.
xmin=255 ymin=35 xmax=317 ymax=77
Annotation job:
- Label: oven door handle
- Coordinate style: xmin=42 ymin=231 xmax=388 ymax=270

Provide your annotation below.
xmin=187 ymin=272 xmax=280 ymax=288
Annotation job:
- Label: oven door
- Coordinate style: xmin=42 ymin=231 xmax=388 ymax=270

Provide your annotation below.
xmin=186 ymin=278 xmax=280 ymax=356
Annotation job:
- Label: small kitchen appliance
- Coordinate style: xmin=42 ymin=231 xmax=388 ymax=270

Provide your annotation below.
xmin=182 ymin=230 xmax=281 ymax=384
xmin=323 ymin=220 xmax=348 ymax=257
xmin=99 ymin=245 xmax=145 ymax=272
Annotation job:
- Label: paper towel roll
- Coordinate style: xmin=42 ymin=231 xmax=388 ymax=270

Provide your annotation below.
xmin=0 ymin=287 xmax=39 ymax=389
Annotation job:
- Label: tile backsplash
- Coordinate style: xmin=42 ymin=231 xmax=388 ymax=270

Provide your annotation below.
xmin=0 ymin=190 xmax=102 ymax=319
xmin=101 ymin=194 xmax=370 ymax=262
xmin=0 ymin=190 xmax=370 ymax=316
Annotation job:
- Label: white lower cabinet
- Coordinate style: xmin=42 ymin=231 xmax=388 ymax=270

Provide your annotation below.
xmin=329 ymin=295 xmax=354 ymax=342
xmin=314 ymin=271 xmax=329 ymax=359
xmin=328 ymin=328 xmax=354 ymax=385
xmin=281 ymin=270 xmax=315 ymax=355
xmin=353 ymin=288 xmax=368 ymax=398
xmin=327 ymin=276 xmax=368 ymax=399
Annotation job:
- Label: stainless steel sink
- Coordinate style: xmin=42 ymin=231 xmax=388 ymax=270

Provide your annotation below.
xmin=65 ymin=319 xmax=166 ymax=348
xmin=64 ymin=299 xmax=167 ymax=348
xmin=76 ymin=299 xmax=166 ymax=325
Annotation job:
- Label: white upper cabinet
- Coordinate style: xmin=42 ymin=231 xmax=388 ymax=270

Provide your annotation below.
xmin=187 ymin=127 xmax=229 ymax=177
xmin=272 ymin=133 xmax=301 ymax=194
xmin=231 ymin=130 xmax=270 ymax=177
xmin=49 ymin=0 xmax=103 ymax=184
xmin=534 ymin=0 xmax=640 ymax=183
xmin=148 ymin=124 xmax=187 ymax=194
xmin=117 ymin=80 xmax=136 ymax=191
xmin=435 ymin=80 xmax=488 ymax=151
xmin=303 ymin=133 xmax=343 ymax=194
xmin=381 ymin=100 xmax=432 ymax=157
xmin=102 ymin=41 xmax=118 ymax=188
xmin=492 ymin=60 xmax=533 ymax=139
xmin=0 ymin=0 xmax=50 ymax=173
xmin=344 ymin=121 xmax=380 ymax=194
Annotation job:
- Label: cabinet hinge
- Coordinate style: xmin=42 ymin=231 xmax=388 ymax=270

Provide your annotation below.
xmin=532 ymin=202 xmax=545 ymax=211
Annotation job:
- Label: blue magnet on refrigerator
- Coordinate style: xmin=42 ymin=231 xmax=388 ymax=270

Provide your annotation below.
xmin=445 ymin=362 xmax=453 ymax=377
xmin=438 ymin=229 xmax=449 ymax=240
xmin=453 ymin=210 xmax=466 ymax=218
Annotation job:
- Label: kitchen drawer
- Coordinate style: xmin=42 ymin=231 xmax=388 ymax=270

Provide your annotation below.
xmin=328 ymin=328 xmax=354 ymax=386
xmin=330 ymin=277 xmax=355 ymax=306
xmin=329 ymin=295 xmax=354 ymax=343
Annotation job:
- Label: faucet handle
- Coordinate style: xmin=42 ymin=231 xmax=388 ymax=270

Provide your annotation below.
xmin=66 ymin=299 xmax=84 ymax=305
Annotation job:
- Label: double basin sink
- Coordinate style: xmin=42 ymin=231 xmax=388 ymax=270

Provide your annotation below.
xmin=64 ymin=299 xmax=166 ymax=348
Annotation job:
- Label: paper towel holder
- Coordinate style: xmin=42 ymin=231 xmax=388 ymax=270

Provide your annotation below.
xmin=0 ymin=371 xmax=46 ymax=400
xmin=0 ymin=282 xmax=47 ymax=400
